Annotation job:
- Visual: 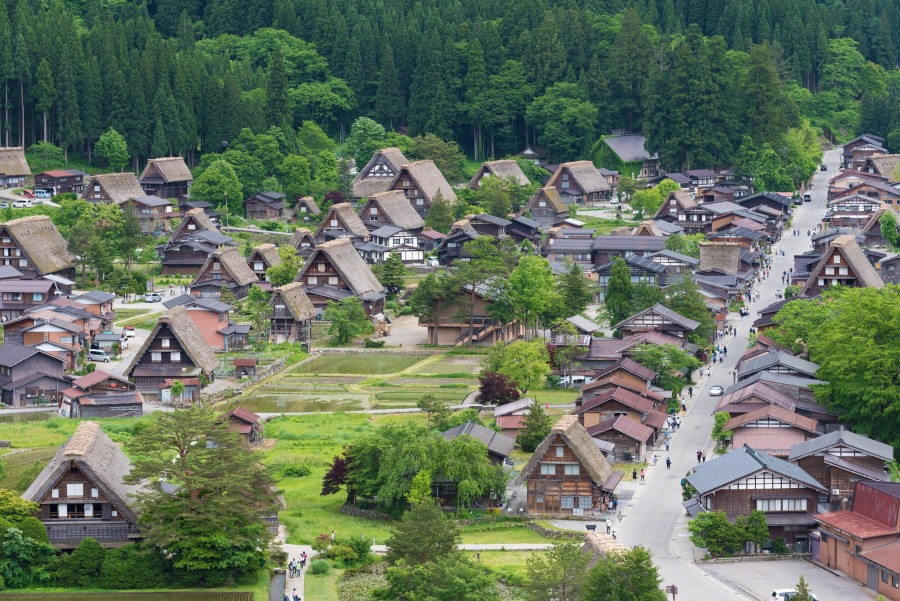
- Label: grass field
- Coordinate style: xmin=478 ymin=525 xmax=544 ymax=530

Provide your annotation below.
xmin=292 ymin=354 xmax=429 ymax=374
xmin=0 ymin=416 xmax=80 ymax=447
xmin=458 ymin=525 xmax=549 ymax=545
xmin=112 ymin=309 xmax=150 ymax=324
xmin=530 ymin=389 xmax=580 ymax=405
xmin=407 ymin=354 xmax=482 ymax=375
xmin=0 ymin=447 xmax=59 ymax=491
xmin=303 ymin=568 xmax=342 ymax=601
xmin=467 ymin=550 xmax=541 ymax=578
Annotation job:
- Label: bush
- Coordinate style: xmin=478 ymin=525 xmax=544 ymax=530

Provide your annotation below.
xmin=309 ymin=559 xmax=331 ymax=575
xmin=52 ymin=537 xmax=105 ymax=587
xmin=99 ymin=543 xmax=170 ymax=589
xmin=324 ymin=544 xmax=359 ymax=566
xmin=340 ymin=534 xmax=372 ymax=563
xmin=281 ymin=464 xmax=311 ymax=478
xmin=772 ymin=538 xmax=788 ymax=554
xmin=363 ymin=339 xmax=386 ymax=348
xmin=18 ymin=516 xmax=49 ymax=544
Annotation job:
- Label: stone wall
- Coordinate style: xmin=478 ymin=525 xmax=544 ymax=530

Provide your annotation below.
xmin=699 ymin=242 xmax=742 ymax=274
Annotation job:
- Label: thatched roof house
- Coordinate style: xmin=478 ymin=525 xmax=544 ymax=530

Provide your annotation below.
xmin=270 ymin=282 xmax=316 ymax=343
xmin=800 ymin=234 xmax=884 ymax=296
xmin=358 ymin=190 xmax=426 ymax=231
xmin=295 ymin=196 xmax=321 ymax=216
xmin=290 ymin=227 xmax=316 ymax=255
xmin=22 ymin=421 xmax=146 ymax=547
xmin=581 ymin=532 xmax=629 ymax=567
xmin=0 ymin=147 xmax=30 ymax=186
xmin=547 ymin=161 xmax=611 ymax=205
xmin=139 ymin=157 xmax=193 ymax=199
xmin=296 ymin=238 xmax=386 ymax=315
xmin=864 ymin=154 xmax=900 ymax=178
xmin=351 ymin=147 xmax=409 ymax=198
xmin=469 ymin=160 xmax=531 ymax=189
xmin=516 ymin=415 xmax=615 ymax=488
xmin=389 ymin=160 xmax=458 ymax=215
xmin=83 ymin=173 xmax=145 ymax=204
xmin=248 ymin=243 xmax=281 ymax=278
xmin=172 ymin=207 xmax=217 ymax=239
xmin=272 ymin=282 xmax=316 ymax=321
xmin=315 ymin=202 xmax=370 ymax=241
xmin=190 ymin=247 xmax=259 ymax=299
xmin=0 ymin=215 xmax=74 ymax=277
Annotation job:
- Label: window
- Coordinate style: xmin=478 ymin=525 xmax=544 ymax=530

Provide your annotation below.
xmin=370 ymin=208 xmax=378 ymax=215
xmin=170 ymin=351 xmax=181 ymax=362
xmin=253 ymin=262 xmax=264 ymax=271
xmin=416 ymin=199 xmax=424 ymax=206
xmin=755 ymin=498 xmax=807 ymax=512
xmin=84 ymin=503 xmax=94 ymax=517
xmin=67 ymin=483 xmax=83 ymax=497
xmin=329 ymin=277 xmax=338 ymax=285
xmin=51 ymin=488 xmax=59 ymax=499
xmin=161 ymin=338 xmax=170 ymax=348
xmin=57 ymin=503 xmax=67 ymax=518
xmin=561 ymin=496 xmax=575 ymax=509
xmin=839 ymin=267 xmax=848 ymax=276
xmin=564 ymin=464 xmax=580 ymax=476
xmin=317 ymin=263 xmax=325 ymax=272
xmin=578 ymin=496 xmax=592 ymax=508
xmin=884 ymin=570 xmax=889 ymax=584
xmin=111 ymin=509 xmax=118 ymax=517
xmin=33 ymin=293 xmax=43 ymax=302
xmin=892 ymin=574 xmax=898 ymax=588
xmin=556 ymin=446 xmax=564 ymax=457
xmin=151 ymin=352 xmax=162 ymax=363
xmin=91 ymin=488 xmax=99 ymax=498
xmin=188 ymin=223 xmax=196 ymax=230
xmin=856 ymin=545 xmax=862 ymax=554
xmin=536 ymin=495 xmax=544 ymax=503
xmin=540 ymin=464 xmax=556 ymax=475
xmin=539 ymin=201 xmax=546 ymax=207
xmin=94 ymin=185 xmax=100 ymax=192
xmin=833 ymin=255 xmax=841 ymax=264
xmin=307 ymin=276 xmax=317 ymax=285
xmin=330 ymin=219 xmax=338 ymax=227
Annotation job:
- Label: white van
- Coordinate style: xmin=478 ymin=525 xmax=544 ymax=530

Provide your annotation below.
xmin=34 ymin=189 xmax=52 ymax=199
xmin=88 ymin=349 xmax=111 ymax=363
xmin=144 ymin=292 xmax=162 ymax=302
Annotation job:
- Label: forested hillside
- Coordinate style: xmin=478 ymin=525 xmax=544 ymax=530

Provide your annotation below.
xmin=4 ymin=0 xmax=900 ymax=173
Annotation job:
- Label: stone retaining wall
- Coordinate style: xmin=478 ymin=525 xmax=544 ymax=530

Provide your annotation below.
xmin=698 ymin=552 xmax=810 ymax=563
xmin=340 ymin=505 xmax=393 ymax=521
xmin=201 ymin=358 xmax=287 ymax=403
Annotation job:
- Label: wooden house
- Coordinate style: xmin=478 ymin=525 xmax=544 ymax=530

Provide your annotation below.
xmin=507 ymin=216 xmax=544 ymax=246
xmin=598 ymin=134 xmax=660 ymax=180
xmin=162 ymin=294 xmax=247 ymax=351
xmin=221 ymin=407 xmax=264 ymax=446
xmin=351 ymin=147 xmax=409 ymax=198
xmin=542 ymin=238 xmax=593 ymax=265
xmin=863 ymin=206 xmax=900 ymax=247
xmin=247 ymin=244 xmax=281 ymax=281
xmin=588 ymin=358 xmax=657 ymax=393
xmin=826 ymin=194 xmax=882 ymax=228
xmin=314 ymin=202 xmax=370 ymax=243
xmin=814 ymin=481 xmax=900 ymax=601
xmin=847 ymin=141 xmax=890 ymax=168
xmin=596 ymin=258 xmax=668 ymax=302
xmin=189 ymin=246 xmax=259 ymax=300
xmin=158 ymin=208 xmax=236 ymax=276
xmin=244 ymin=191 xmax=288 ymax=220
xmin=0 ymin=216 xmax=74 ymax=280
xmin=515 ymin=415 xmax=622 ymax=516
xmin=828 ymin=170 xmax=888 ymax=198
xmin=389 ymin=160 xmax=458 ymax=216
xmin=722 ymin=405 xmax=819 ymax=458
xmin=2 ymin=315 xmax=83 ymax=369
xmin=0 ymin=147 xmax=30 ymax=188
xmin=443 ymin=421 xmax=515 ymax=465
xmin=179 ymin=199 xmax=220 ymax=223
xmin=269 ymin=282 xmax=315 ymax=344
xmin=494 ymin=398 xmax=534 ymax=439
xmin=290 ymin=227 xmax=317 ymax=258
xmin=60 ymin=370 xmax=143 ymax=419
xmin=436 ymin=219 xmax=480 ymax=266
xmin=799 ymin=235 xmax=884 ymax=297
xmin=34 ymin=169 xmax=86 ymax=195
xmin=736 ymin=350 xmax=819 ymax=381
xmin=842 ymin=134 xmax=886 ymax=167
xmin=654 ymin=190 xmax=697 ymax=221
xmin=647 ymin=250 xmax=699 ymax=275
xmin=362 ymin=225 xmax=424 ymax=264
xmin=830 ymin=181 xmax=900 ymax=206
xmin=789 ymin=428 xmax=894 ymax=507
xmin=547 ymin=161 xmax=611 ymax=206
xmin=295 ymin=238 xmax=385 ymax=316
xmin=121 ymin=195 xmax=177 ymax=235
xmin=124 ymin=305 xmax=218 ymax=396
xmin=468 ymin=160 xmax=530 ymax=189
xmin=294 ymin=196 xmax=321 ymax=221
xmin=22 ymin=421 xmax=146 ymax=548
xmin=613 ymin=303 xmax=699 ymax=339
xmin=83 ymin=173 xmax=145 ymax=204
xmin=879 ymin=253 xmax=900 ymax=284
xmin=591 ymin=236 xmax=666 ymax=266
xmin=0 ymin=342 xmax=68 ymax=407
xmin=357 ymin=189 xmax=425 ymax=233
xmin=861 ymin=154 xmax=900 ymax=178
xmin=0 ymin=278 xmax=60 ymax=320
xmin=576 ymin=385 xmax=666 ymax=428
xmin=685 ymin=444 xmax=828 ymax=551
xmin=586 ymin=415 xmax=654 ymax=463
xmin=139 ymin=157 xmax=193 ymax=199
xmin=523 ymin=187 xmax=568 ymax=226
xmin=417 ymin=280 xmax=522 ymax=345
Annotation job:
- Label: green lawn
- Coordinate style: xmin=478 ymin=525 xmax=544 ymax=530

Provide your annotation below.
xmin=0 ymin=447 xmax=59 ymax=491
xmin=574 ymin=215 xmax=640 ymax=235
xmin=113 ymin=309 xmax=150 ymax=324
xmin=530 ymin=389 xmax=580 ymax=405
xmin=0 ymin=416 xmax=81 ymax=448
xmin=467 ymin=550 xmax=542 ymax=578
xmin=458 ymin=525 xmax=550 ymax=545
xmin=236 ymin=395 xmax=367 ymax=413
xmin=407 ymin=354 xmax=483 ymax=375
xmin=293 ymin=354 xmax=429 ymax=375
xmin=304 ymin=568 xmax=342 ymax=601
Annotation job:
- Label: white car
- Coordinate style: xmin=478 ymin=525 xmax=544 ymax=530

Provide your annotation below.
xmin=709 ymin=385 xmax=725 ymax=396
xmin=12 ymin=200 xmax=32 ymax=208
xmin=772 ymin=589 xmax=818 ymax=601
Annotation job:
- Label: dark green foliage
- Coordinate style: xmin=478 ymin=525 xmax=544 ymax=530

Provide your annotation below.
xmin=98 ymin=543 xmax=171 ymax=589
xmin=583 ymin=547 xmax=667 ymax=601
xmin=308 ymin=558 xmax=331 ymax=574
xmin=17 ymin=517 xmax=48 ymax=545
xmin=384 ymin=501 xmax=459 ymax=567
xmin=518 ymin=402 xmax=552 ymax=453
xmin=51 ymin=537 xmax=105 ymax=587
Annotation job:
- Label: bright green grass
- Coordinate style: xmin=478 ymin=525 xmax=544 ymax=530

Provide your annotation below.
xmin=238 ymin=396 xmax=367 ymax=413
xmin=574 ymin=215 xmax=640 ymax=235
xmin=372 ymin=389 xmax=468 ymax=403
xmin=0 ymin=416 xmax=80 ymax=448
xmin=264 ymin=413 xmax=425 ymax=545
xmin=292 ymin=354 xmax=429 ymax=375
xmin=0 ymin=447 xmax=59 ymax=491
xmin=118 ymin=314 xmax=162 ymax=331
xmin=530 ymin=389 xmax=580 ymax=405
xmin=407 ymin=355 xmax=483 ymax=375
xmin=112 ymin=309 xmax=150 ymax=323
xmin=466 ymin=550 xmax=542 ymax=577
xmin=458 ymin=525 xmax=550 ymax=545
xmin=304 ymin=568 xmax=342 ymax=601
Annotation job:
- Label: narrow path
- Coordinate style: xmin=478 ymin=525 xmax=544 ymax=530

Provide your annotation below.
xmin=282 ymin=543 xmax=314 ymax=601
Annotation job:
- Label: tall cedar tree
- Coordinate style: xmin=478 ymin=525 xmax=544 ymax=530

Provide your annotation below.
xmin=265 ymin=48 xmax=290 ymax=130
xmin=604 ymin=257 xmax=634 ymax=328
xmin=124 ymin=405 xmax=279 ymax=579
xmin=518 ymin=402 xmax=552 ymax=452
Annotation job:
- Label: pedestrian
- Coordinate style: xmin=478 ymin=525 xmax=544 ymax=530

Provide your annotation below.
xmin=688 ymin=386 xmax=693 ymax=398
xmin=653 ymin=455 xmax=659 ymax=466
xmin=665 ymin=440 xmax=670 ymax=452
xmin=666 ymin=457 xmax=672 ymax=470
xmin=723 ymin=346 xmax=728 ymax=356
xmin=696 ymin=450 xmax=702 ymax=464
xmin=611 ymin=496 xmax=618 ymax=511
xmin=632 ymin=468 xmax=638 ymax=481
xmin=605 ymin=517 xmax=612 ymax=534
xmin=289 ymin=559 xmax=295 ymax=578
xmin=284 ymin=595 xmax=289 ymax=601
xmin=639 ymin=469 xmax=645 ymax=483
xmin=681 ymin=402 xmax=686 ymax=413
xmin=331 ymin=530 xmax=336 ymax=542
xmin=702 ymin=450 xmax=707 ymax=462
xmin=293 ymin=589 xmax=300 ymax=601
xmin=719 ymin=355 xmax=723 ymax=364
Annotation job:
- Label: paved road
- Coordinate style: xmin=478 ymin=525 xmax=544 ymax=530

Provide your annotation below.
xmin=614 ymin=149 xmax=857 ymax=601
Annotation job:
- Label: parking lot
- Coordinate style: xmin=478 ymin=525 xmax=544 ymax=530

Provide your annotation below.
xmin=701 ymin=559 xmax=876 ymax=601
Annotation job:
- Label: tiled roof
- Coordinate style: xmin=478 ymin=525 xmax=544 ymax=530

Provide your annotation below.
xmin=788 ymin=427 xmax=894 ymax=462
xmin=443 ymin=420 xmax=515 ymax=458
xmin=687 ymin=444 xmax=827 ymax=495
xmin=587 ymin=415 xmax=654 ymax=443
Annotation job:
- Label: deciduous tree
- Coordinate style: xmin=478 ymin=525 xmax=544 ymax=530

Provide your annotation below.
xmin=323 ymin=297 xmax=371 ymax=344
xmin=95 ymin=128 xmax=129 ymax=172
xmin=523 ymin=542 xmax=589 ymax=601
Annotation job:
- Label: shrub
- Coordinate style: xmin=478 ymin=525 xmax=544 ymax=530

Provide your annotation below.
xmin=309 ymin=559 xmax=331 ymax=575
xmin=324 ymin=544 xmax=359 ymax=565
xmin=340 ymin=534 xmax=372 ymax=563
xmin=52 ymin=537 xmax=105 ymax=587
xmin=99 ymin=543 xmax=170 ymax=589
xmin=281 ymin=464 xmax=311 ymax=478
xmin=18 ymin=516 xmax=49 ymax=544
xmin=363 ymin=338 xmax=386 ymax=348
xmin=772 ymin=538 xmax=788 ymax=554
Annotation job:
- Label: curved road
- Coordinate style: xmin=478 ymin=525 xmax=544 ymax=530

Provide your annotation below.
xmin=615 ymin=148 xmax=841 ymax=601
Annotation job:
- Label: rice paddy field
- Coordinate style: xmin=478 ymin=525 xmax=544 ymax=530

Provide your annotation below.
xmin=236 ymin=353 xmax=484 ymax=413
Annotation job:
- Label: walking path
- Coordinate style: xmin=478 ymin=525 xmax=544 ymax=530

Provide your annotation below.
xmin=282 ymin=543 xmax=314 ymax=601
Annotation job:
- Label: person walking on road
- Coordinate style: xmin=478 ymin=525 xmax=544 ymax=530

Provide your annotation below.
xmin=701 ymin=450 xmax=707 ymax=462
xmin=688 ymin=386 xmax=693 ymax=397
xmin=639 ymin=469 xmax=645 ymax=483
xmin=605 ymin=517 xmax=612 ymax=534
xmin=665 ymin=457 xmax=672 ymax=470
xmin=632 ymin=468 xmax=638 ymax=481
xmin=696 ymin=450 xmax=702 ymax=464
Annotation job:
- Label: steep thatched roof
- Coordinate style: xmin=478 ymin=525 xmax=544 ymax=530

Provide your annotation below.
xmin=140 ymin=157 xmax=193 ymax=183
xmin=469 ymin=160 xmax=530 ymax=188
xmin=125 ymin=305 xmax=218 ymax=377
xmin=800 ymin=234 xmax=884 ymax=294
xmin=549 ymin=162 xmax=611 ymax=194
xmin=196 ymin=247 xmax=258 ymax=287
xmin=296 ymin=196 xmax=321 ymax=215
xmin=514 ymin=415 xmax=614 ymax=487
xmin=172 ymin=207 xmax=217 ymax=240
xmin=272 ymin=282 xmax=316 ymax=321
xmin=866 ymin=154 xmax=900 ymax=178
xmin=22 ymin=421 xmax=146 ymax=522
xmin=582 ymin=532 xmax=629 ymax=568
xmin=251 ymin=243 xmax=281 ymax=270
xmin=290 ymin=227 xmax=316 ymax=250
xmin=316 ymin=202 xmax=370 ymax=238
xmin=85 ymin=173 xmax=145 ymax=204
xmin=1 ymin=215 xmax=73 ymax=275
xmin=361 ymin=190 xmax=425 ymax=230
xmin=301 ymin=238 xmax=384 ymax=296
xmin=352 ymin=147 xmax=410 ymax=198
xmin=525 ymin=187 xmax=567 ymax=214
xmin=0 ymin=147 xmax=30 ymax=176
xmin=393 ymin=160 xmax=458 ymax=202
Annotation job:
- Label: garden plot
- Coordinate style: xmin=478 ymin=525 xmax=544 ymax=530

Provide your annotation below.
xmin=292 ymin=353 xmax=429 ymax=374
xmin=407 ymin=354 xmax=483 ymax=375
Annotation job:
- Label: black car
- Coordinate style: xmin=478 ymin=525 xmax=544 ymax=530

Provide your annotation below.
xmin=820 ymin=164 xmax=827 ymax=171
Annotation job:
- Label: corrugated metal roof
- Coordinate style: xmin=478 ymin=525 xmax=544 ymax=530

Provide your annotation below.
xmin=686 ymin=444 xmax=827 ymax=495
xmin=788 ymin=427 xmax=894 ymax=461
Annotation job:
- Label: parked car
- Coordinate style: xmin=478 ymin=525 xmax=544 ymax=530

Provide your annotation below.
xmin=12 ymin=200 xmax=32 ymax=208
xmin=426 ymin=256 xmax=439 ymax=267
xmin=803 ymin=194 xmax=811 ymax=202
xmin=772 ymin=589 xmax=818 ymax=601
xmin=709 ymin=385 xmax=725 ymax=396
xmin=88 ymin=348 xmax=111 ymax=363
xmin=820 ymin=164 xmax=827 ymax=171
xmin=143 ymin=292 xmax=162 ymax=302
xmin=21 ymin=189 xmax=34 ymax=198
xmin=34 ymin=189 xmax=52 ymax=199
xmin=0 ymin=202 xmax=8 ymax=209
xmin=122 ymin=326 xmax=136 ymax=338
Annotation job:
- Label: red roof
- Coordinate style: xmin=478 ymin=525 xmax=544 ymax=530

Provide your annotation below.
xmin=815 ymin=511 xmax=898 ymax=540
xmin=496 ymin=415 xmax=526 ymax=430
xmin=592 ymin=358 xmax=656 ymax=383
xmin=233 ymin=358 xmax=258 ymax=367
xmin=578 ymin=387 xmax=655 ymax=415
xmin=72 ymin=369 xmax=131 ymax=390
xmin=861 ymin=542 xmax=900 ymax=572
xmin=587 ymin=415 xmax=654 ymax=443
xmin=222 ymin=406 xmax=260 ymax=425
xmin=418 ymin=228 xmax=446 ymax=240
